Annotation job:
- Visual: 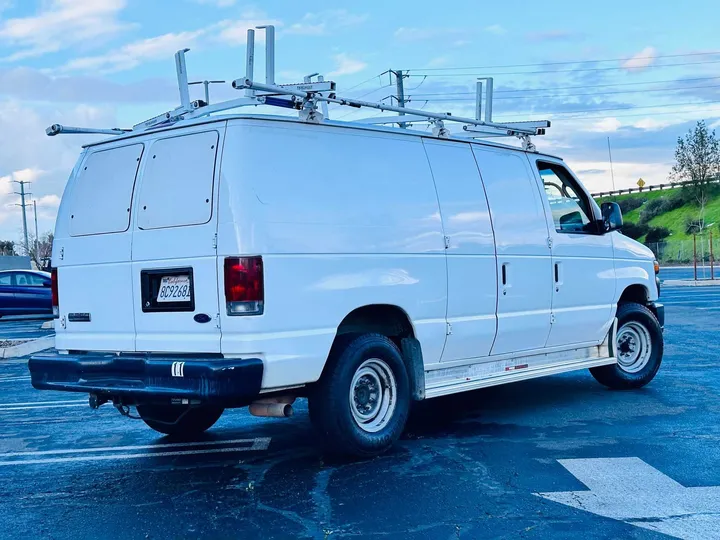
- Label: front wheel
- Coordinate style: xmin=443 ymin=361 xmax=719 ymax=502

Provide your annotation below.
xmin=590 ymin=302 xmax=663 ymax=389
xmin=308 ymin=333 xmax=411 ymax=457
xmin=136 ymin=404 xmax=224 ymax=436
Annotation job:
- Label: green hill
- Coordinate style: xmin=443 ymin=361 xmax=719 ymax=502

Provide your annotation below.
xmin=595 ymin=187 xmax=720 ymax=263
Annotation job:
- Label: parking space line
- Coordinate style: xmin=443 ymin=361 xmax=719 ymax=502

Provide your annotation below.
xmin=0 ymin=403 xmax=87 ymax=412
xmin=0 ymin=437 xmax=272 ymax=466
xmin=0 ymin=437 xmax=272 ymax=458
xmin=0 ymin=399 xmax=86 ymax=408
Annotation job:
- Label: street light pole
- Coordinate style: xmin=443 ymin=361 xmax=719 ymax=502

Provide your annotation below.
xmin=12 ymin=180 xmax=31 ymax=255
xmin=33 ymin=200 xmax=39 ymax=256
xmin=607 ymin=137 xmax=616 ymax=192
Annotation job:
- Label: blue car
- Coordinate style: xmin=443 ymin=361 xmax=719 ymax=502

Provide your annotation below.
xmin=0 ymin=270 xmax=53 ymax=318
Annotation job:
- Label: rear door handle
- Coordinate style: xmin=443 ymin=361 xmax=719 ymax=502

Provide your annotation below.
xmin=501 ymin=263 xmax=507 ymax=286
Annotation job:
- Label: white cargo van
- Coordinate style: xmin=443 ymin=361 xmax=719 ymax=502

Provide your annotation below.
xmin=29 ymin=36 xmax=663 ymax=457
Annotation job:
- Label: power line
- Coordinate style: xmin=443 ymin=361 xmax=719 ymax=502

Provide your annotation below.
xmin=416 ymin=99 xmax=720 ymax=116
xmin=406 ymin=50 xmax=720 ymax=72
xmin=407 ymin=58 xmax=720 ymax=77
xmin=535 ymin=106 xmax=720 ymax=121
xmin=342 ymin=71 xmax=390 ymax=93
xmin=408 ymin=83 xmax=720 ymax=101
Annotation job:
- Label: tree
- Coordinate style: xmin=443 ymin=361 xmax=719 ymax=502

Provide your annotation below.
xmin=670 ymin=120 xmax=720 ymax=231
xmin=27 ymin=232 xmax=53 ymax=270
xmin=0 ymin=240 xmax=16 ymax=256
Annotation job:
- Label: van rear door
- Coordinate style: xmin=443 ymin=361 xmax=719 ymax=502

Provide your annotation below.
xmin=54 ymin=143 xmax=143 ymax=352
xmin=131 ymin=127 xmax=223 ymax=353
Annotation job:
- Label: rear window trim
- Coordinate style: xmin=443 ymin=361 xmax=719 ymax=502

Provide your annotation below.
xmin=68 ymin=142 xmax=145 ymax=237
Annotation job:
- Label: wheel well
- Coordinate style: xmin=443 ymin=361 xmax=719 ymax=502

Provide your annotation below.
xmin=335 ymin=304 xmax=415 ymax=343
xmin=327 ymin=305 xmax=425 ymax=400
xmin=618 ymin=284 xmax=648 ymax=306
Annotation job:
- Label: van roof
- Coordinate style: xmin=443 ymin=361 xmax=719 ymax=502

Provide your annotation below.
xmin=82 ymin=113 xmax=565 ymax=161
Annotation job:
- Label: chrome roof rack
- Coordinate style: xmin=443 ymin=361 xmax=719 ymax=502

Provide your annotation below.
xmin=45 ymin=26 xmax=550 ymax=150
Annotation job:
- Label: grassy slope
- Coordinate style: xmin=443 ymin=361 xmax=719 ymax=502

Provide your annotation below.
xmin=595 ymin=188 xmax=720 ymax=241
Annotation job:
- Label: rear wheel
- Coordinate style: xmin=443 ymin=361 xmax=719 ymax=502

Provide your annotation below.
xmin=136 ymin=404 xmax=224 ymax=436
xmin=308 ymin=333 xmax=411 ymax=457
xmin=590 ymin=302 xmax=663 ymax=389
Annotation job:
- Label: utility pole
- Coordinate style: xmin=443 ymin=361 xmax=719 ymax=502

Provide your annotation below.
xmin=392 ymin=69 xmax=407 ymax=128
xmin=12 ymin=180 xmax=31 ymax=255
xmin=607 ymin=137 xmax=616 ymax=192
xmin=33 ymin=200 xmax=39 ymax=256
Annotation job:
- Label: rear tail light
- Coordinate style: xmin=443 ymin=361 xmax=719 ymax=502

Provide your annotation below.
xmin=224 ymin=257 xmax=264 ymax=316
xmin=51 ymin=267 xmax=59 ymax=318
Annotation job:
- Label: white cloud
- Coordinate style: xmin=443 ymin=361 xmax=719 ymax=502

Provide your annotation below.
xmin=60 ymin=30 xmax=206 ymax=73
xmin=633 ymin=118 xmax=675 ymax=131
xmin=589 ymin=117 xmax=622 ymax=132
xmin=0 ymin=0 xmax=130 ymax=61
xmin=484 ymin=24 xmax=506 ymax=36
xmin=327 ymin=53 xmax=367 ymax=77
xmin=0 ymin=99 xmax=117 ymax=240
xmin=566 ymin=159 xmax=672 ymax=192
xmin=286 ymin=10 xmax=368 ymax=36
xmin=426 ymin=57 xmax=451 ymax=68
xmin=213 ymin=9 xmax=282 ymax=45
xmin=622 ymin=46 xmax=657 ymax=71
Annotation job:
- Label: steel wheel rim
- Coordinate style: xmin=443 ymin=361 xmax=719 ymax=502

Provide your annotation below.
xmin=616 ymin=321 xmax=652 ymax=373
xmin=349 ymin=358 xmax=397 ymax=433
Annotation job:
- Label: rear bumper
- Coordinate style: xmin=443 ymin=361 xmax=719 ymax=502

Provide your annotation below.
xmin=28 ymin=352 xmax=263 ymax=406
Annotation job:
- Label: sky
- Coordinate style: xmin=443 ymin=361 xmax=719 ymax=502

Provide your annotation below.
xmin=1 ymin=0 xmax=720 ymax=244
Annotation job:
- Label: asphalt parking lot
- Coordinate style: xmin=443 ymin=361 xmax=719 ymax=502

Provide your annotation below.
xmin=0 ymin=316 xmax=53 ymax=341
xmin=0 ymin=286 xmax=718 ymax=539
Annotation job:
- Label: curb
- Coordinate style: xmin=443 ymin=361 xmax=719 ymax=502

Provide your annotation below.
xmin=1 ymin=336 xmax=55 ymax=359
xmin=662 ymin=279 xmax=720 ymax=287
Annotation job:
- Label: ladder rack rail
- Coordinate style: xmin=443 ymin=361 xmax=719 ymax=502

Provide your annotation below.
xmin=45 ymin=25 xmax=551 ymax=146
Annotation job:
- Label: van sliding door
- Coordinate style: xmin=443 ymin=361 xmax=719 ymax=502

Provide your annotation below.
xmin=472 ymin=146 xmax=553 ymax=355
xmin=423 ymin=139 xmax=498 ymax=362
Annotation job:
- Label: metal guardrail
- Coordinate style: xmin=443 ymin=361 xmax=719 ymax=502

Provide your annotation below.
xmin=592 ymin=177 xmax=720 ymax=198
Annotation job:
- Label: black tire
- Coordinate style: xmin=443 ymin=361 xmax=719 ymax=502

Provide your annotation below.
xmin=136 ymin=404 xmax=224 ymax=436
xmin=308 ymin=333 xmax=411 ymax=458
xmin=590 ymin=302 xmax=663 ymax=389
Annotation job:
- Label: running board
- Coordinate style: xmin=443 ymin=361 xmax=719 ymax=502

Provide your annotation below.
xmin=424 ymin=356 xmax=617 ymax=399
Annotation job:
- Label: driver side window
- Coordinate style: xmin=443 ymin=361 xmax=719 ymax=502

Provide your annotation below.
xmin=537 ymin=162 xmax=595 ymax=234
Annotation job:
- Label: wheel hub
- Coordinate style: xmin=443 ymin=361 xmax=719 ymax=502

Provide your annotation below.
xmin=349 ymin=359 xmax=397 ymax=433
xmin=616 ymin=321 xmax=652 ymax=373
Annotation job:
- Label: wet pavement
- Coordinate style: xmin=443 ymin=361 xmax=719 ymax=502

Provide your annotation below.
xmin=0 ymin=286 xmax=718 ymax=539
xmin=0 ymin=316 xmax=53 ymax=341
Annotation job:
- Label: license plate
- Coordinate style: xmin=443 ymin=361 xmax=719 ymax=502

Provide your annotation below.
xmin=157 ymin=275 xmax=191 ymax=303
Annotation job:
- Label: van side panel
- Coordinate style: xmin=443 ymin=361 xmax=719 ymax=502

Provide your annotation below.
xmin=422 ymin=139 xmax=497 ymax=362
xmin=54 ymin=145 xmax=141 ymax=352
xmin=217 ymin=120 xmax=448 ymax=389
xmin=471 ymin=146 xmax=553 ymax=355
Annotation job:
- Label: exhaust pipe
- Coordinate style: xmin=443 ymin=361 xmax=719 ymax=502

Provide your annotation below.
xmin=249 ymin=397 xmax=295 ymax=418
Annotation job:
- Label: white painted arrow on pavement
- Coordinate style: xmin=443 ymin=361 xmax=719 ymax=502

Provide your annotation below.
xmin=535 ymin=458 xmax=720 ymax=539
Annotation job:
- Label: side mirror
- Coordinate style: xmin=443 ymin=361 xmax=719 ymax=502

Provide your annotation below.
xmin=601 ymin=202 xmax=623 ymax=232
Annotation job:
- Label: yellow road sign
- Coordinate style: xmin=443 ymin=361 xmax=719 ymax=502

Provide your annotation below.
xmin=637 ymin=178 xmax=646 ymax=188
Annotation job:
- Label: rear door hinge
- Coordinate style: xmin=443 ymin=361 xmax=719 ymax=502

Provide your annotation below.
xmin=550 ymin=313 xmax=556 ymax=324
xmin=547 ymin=237 xmax=553 ymax=249
xmin=446 ymin=322 xmax=453 ymax=336
xmin=215 ymin=312 xmax=221 ymax=329
xmin=212 ymin=233 xmax=218 ymax=249
xmin=444 ymin=236 xmax=451 ymax=250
